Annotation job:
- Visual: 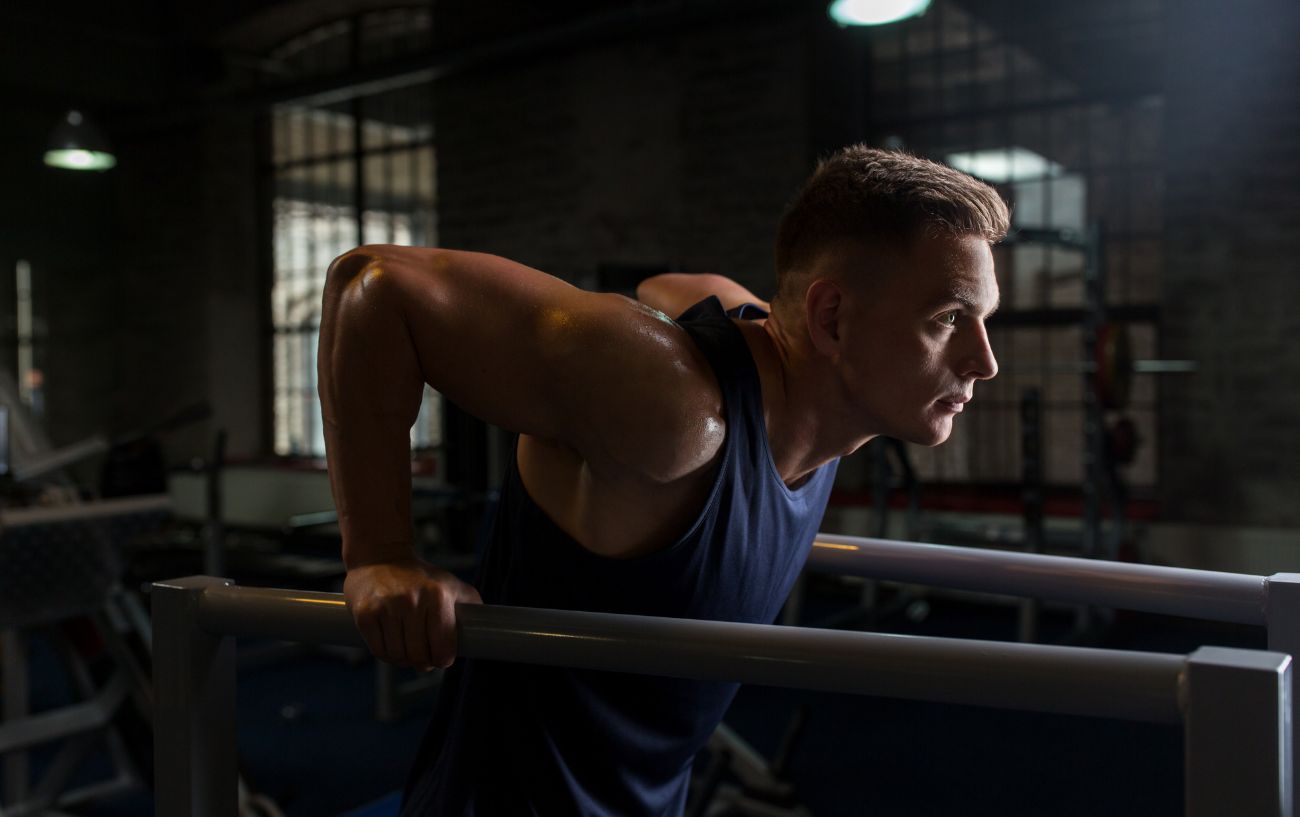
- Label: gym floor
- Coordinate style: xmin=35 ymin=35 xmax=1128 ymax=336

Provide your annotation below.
xmin=46 ymin=577 xmax=1261 ymax=817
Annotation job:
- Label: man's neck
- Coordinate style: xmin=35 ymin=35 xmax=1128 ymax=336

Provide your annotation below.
xmin=747 ymin=314 xmax=876 ymax=486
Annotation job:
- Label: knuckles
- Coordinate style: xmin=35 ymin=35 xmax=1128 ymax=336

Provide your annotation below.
xmin=343 ymin=564 xmax=470 ymax=668
xmin=346 ymin=571 xmax=457 ymax=629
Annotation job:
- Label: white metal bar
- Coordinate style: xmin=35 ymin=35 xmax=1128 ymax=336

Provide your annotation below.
xmin=0 ymin=494 xmax=172 ymax=528
xmin=809 ymin=533 xmax=1267 ymax=625
xmin=189 ymin=580 xmax=1185 ymax=723
xmin=152 ymin=577 xmax=1297 ymax=817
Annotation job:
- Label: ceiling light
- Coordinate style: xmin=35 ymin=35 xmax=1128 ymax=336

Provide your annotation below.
xmin=828 ymin=0 xmax=931 ymax=26
xmin=44 ymin=110 xmax=116 ymax=172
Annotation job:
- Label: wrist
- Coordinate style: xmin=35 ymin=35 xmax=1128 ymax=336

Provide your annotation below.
xmin=342 ymin=539 xmax=417 ymax=571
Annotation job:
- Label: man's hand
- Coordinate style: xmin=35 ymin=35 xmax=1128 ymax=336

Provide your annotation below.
xmin=343 ymin=557 xmax=483 ymax=669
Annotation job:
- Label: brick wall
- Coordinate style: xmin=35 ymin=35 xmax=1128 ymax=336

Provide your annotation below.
xmin=433 ymin=10 xmax=815 ymax=297
xmin=0 ymin=109 xmax=265 ymax=468
xmin=1160 ymin=0 xmax=1300 ymax=525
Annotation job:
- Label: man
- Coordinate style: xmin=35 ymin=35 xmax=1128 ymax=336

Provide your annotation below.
xmin=318 ymin=145 xmax=1007 ymax=815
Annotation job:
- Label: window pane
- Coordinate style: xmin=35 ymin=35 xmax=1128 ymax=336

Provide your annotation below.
xmin=268 ymin=25 xmax=439 ymax=459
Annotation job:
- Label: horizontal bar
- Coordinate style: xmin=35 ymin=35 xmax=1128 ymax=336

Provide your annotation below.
xmin=12 ymin=434 xmax=110 ymax=482
xmin=188 ymin=581 xmax=1185 ymax=723
xmin=1133 ymin=360 xmax=1198 ymax=373
xmin=1004 ymin=359 xmax=1196 ymax=375
xmin=809 ymin=534 xmax=1267 ymax=626
xmin=0 ymin=673 xmax=129 ymax=751
xmin=197 ymin=585 xmax=362 ymax=648
xmin=0 ymin=493 xmax=172 ymax=527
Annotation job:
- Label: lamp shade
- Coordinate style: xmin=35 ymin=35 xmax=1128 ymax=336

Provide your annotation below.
xmin=828 ymin=0 xmax=931 ymax=26
xmin=44 ymin=110 xmax=117 ymax=171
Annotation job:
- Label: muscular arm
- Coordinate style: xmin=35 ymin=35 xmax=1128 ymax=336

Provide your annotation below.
xmin=636 ymin=272 xmax=770 ymax=319
xmin=320 ymin=246 xmax=721 ymax=560
xmin=318 ymin=246 xmax=723 ymax=665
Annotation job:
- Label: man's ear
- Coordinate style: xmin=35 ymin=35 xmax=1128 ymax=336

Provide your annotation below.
xmin=804 ymin=278 xmax=844 ymax=358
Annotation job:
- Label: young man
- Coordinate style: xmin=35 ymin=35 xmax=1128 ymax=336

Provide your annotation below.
xmin=318 ymin=145 xmax=1007 ymax=815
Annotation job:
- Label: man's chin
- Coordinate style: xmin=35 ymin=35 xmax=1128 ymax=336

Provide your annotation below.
xmin=903 ymin=420 xmax=954 ymax=447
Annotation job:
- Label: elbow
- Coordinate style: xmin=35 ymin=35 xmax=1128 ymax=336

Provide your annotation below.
xmin=326 ymin=245 xmax=388 ymax=292
xmin=323 ymin=246 xmax=413 ymax=316
xmin=320 ymin=248 xmax=400 ymax=368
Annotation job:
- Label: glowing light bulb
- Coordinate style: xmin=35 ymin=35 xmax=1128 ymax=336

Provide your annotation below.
xmin=828 ymin=0 xmax=931 ymax=26
xmin=44 ymin=149 xmax=117 ymax=171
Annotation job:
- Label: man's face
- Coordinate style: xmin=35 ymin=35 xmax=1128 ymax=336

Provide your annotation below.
xmin=831 ymin=232 xmax=1000 ymax=446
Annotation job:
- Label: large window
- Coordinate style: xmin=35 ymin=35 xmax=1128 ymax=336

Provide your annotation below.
xmin=862 ymin=0 xmax=1164 ymax=490
xmin=266 ymin=8 xmax=439 ymax=457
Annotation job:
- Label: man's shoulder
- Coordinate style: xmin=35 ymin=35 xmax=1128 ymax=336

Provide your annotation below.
xmin=520 ymin=291 xmax=721 ymax=488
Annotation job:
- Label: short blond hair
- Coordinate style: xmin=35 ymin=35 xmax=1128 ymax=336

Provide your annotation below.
xmin=774 ymin=145 xmax=1010 ymax=303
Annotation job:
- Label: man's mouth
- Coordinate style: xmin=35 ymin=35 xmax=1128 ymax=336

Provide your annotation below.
xmin=936 ymin=394 xmax=971 ymax=413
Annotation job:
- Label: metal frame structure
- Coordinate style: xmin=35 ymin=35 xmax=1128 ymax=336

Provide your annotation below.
xmin=800 ymin=532 xmax=1300 ymax=811
xmin=153 ymin=533 xmax=1296 ymax=817
xmin=1 ymin=494 xmax=171 ymax=816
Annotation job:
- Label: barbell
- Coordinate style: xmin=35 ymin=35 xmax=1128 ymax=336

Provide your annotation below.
xmin=1005 ymin=323 xmax=1196 ymax=410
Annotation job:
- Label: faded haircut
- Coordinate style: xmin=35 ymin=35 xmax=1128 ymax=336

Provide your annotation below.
xmin=773 ymin=145 xmax=1010 ymax=306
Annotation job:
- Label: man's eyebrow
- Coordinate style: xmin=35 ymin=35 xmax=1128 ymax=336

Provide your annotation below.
xmin=934 ymin=290 xmax=1000 ymax=318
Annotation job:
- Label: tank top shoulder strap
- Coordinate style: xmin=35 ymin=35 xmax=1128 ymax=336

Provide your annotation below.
xmin=673 ymin=296 xmax=763 ymax=414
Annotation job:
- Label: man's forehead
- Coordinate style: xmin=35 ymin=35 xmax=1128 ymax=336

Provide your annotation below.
xmin=905 ymin=236 xmax=1000 ymax=307
xmin=944 ymin=273 xmax=999 ymax=305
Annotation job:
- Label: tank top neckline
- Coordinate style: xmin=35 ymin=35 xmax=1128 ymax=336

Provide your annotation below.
xmin=698 ymin=297 xmax=822 ymax=504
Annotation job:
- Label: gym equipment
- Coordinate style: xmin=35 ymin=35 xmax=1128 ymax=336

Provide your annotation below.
xmin=686 ymin=711 xmax=810 ymax=817
xmin=1106 ymin=415 xmax=1141 ymax=466
xmin=1018 ymin=388 xmax=1045 ymax=643
xmin=100 ymin=401 xmax=213 ymax=498
xmin=998 ymin=227 xmax=1196 ymax=411
xmin=1000 ymin=320 xmax=1196 ymax=411
xmin=0 ymin=495 xmax=170 ymax=815
xmin=151 ymin=537 xmax=1300 ymax=817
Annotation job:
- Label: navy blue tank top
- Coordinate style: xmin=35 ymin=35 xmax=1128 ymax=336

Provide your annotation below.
xmin=401 ymin=297 xmax=838 ymax=817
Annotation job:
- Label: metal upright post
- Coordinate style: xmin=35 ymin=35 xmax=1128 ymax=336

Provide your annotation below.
xmin=1018 ymin=388 xmax=1044 ymax=643
xmin=1267 ymin=573 xmax=1300 ymax=816
xmin=1183 ymin=646 xmax=1291 ymax=817
xmin=1079 ymin=223 xmax=1106 ymax=634
xmin=375 ymin=661 xmax=398 ymax=723
xmin=203 ymin=432 xmax=227 ymax=578
xmin=152 ymin=577 xmax=238 ymax=817
xmin=2 ymin=629 xmax=29 ymax=804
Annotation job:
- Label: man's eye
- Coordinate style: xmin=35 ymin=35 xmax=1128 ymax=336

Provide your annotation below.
xmin=940 ymin=312 xmax=959 ymax=326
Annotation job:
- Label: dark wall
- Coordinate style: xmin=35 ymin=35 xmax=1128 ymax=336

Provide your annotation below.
xmin=0 ymin=107 xmax=120 ymax=448
xmin=105 ymin=113 xmax=265 ymax=462
xmin=1160 ymin=0 xmax=1300 ymax=525
xmin=431 ymin=3 xmax=839 ymax=296
xmin=2 ymin=48 xmax=265 ymax=468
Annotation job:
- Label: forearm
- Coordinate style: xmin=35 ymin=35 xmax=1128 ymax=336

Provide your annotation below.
xmin=319 ymin=251 xmax=425 ymax=569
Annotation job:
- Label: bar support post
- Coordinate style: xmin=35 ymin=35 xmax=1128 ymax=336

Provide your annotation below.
xmin=152 ymin=576 xmax=238 ymax=817
xmin=1267 ymin=573 xmax=1300 ymax=816
xmin=1183 ymin=646 xmax=1291 ymax=817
